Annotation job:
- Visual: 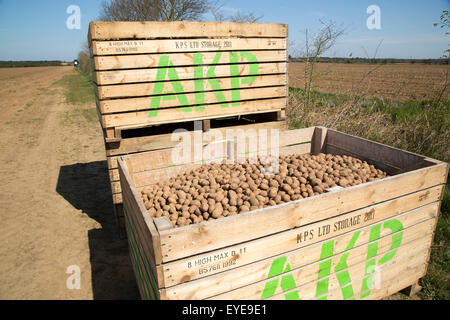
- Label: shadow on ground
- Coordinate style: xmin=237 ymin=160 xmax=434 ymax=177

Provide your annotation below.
xmin=56 ymin=161 xmax=140 ymax=299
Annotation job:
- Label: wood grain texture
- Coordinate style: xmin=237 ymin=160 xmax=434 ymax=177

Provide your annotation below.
xmin=88 ymin=21 xmax=288 ymax=41
xmin=92 ymin=38 xmax=287 ymax=56
xmin=97 ymin=74 xmax=287 ymax=99
xmin=94 ymin=62 xmax=287 ymax=85
xmin=94 ymin=50 xmax=287 ymax=71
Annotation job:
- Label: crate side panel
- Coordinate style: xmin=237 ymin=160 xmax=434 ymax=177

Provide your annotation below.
xmin=161 ymin=199 xmax=439 ymax=298
xmin=210 ymin=232 xmax=432 ymax=300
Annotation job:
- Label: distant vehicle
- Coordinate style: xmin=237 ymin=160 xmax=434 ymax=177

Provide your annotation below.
xmin=73 ymin=60 xmax=80 ymax=67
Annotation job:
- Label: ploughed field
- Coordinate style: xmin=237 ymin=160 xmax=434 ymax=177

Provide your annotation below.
xmin=289 ymin=62 xmax=450 ymax=101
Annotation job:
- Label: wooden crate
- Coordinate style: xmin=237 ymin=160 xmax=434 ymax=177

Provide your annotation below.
xmin=117 ymin=126 xmax=448 ymax=300
xmin=88 ymin=21 xmax=288 ymax=141
xmin=88 ymin=21 xmax=289 ymax=237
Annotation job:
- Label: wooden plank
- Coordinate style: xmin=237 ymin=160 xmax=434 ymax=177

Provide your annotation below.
xmin=210 ymin=234 xmax=431 ymax=300
xmin=132 ymin=143 xmax=311 ymax=188
xmin=158 ymin=162 xmax=447 ymax=263
xmin=160 ymin=195 xmax=440 ymax=292
xmin=111 ymin=181 xmax=121 ymax=194
xmin=312 ymin=126 xmax=327 ymax=155
xmin=107 ymin=156 xmax=118 ymax=169
xmin=112 ymin=193 xmax=122 ymax=204
xmin=118 ymin=158 xmax=165 ymax=286
xmin=92 ymin=38 xmax=288 ymax=56
xmin=154 ymin=216 xmax=174 ymax=232
xmin=130 ymin=140 xmax=229 ymax=174
xmin=128 ymin=127 xmax=314 ymax=174
xmin=88 ymin=21 xmax=288 ymax=41
xmin=109 ymin=168 xmax=120 ymax=182
xmin=94 ymin=62 xmax=287 ymax=85
xmin=105 ymin=120 xmax=287 ymax=157
xmin=161 ymin=211 xmax=436 ymax=299
xmin=356 ymin=266 xmax=426 ymax=300
xmin=97 ymin=74 xmax=286 ymax=99
xmin=94 ymin=50 xmax=287 ymax=71
xmin=99 ymin=86 xmax=286 ymax=114
xmin=124 ymin=210 xmax=159 ymax=299
xmin=326 ymin=129 xmax=438 ymax=172
xmin=101 ymin=98 xmax=286 ymax=128
xmin=327 ymin=145 xmax=402 ymax=176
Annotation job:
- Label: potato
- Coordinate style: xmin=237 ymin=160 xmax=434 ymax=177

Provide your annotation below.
xmin=141 ymin=153 xmax=388 ymax=226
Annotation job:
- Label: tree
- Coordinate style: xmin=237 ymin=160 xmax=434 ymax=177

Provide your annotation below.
xmin=99 ymin=0 xmax=210 ymax=21
xmin=209 ymin=0 xmax=262 ymax=23
xmin=297 ymin=19 xmax=345 ymax=108
xmin=433 ymin=10 xmax=450 ymax=105
xmin=77 ymin=41 xmax=92 ymax=74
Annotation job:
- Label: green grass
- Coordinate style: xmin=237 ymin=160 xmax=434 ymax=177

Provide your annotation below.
xmin=54 ymin=69 xmax=95 ymax=105
xmin=53 ymin=69 xmax=97 ymax=125
xmin=288 ymin=87 xmax=449 ymax=300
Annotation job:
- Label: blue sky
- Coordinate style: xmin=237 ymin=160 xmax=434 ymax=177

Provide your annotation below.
xmin=0 ymin=0 xmax=448 ymax=61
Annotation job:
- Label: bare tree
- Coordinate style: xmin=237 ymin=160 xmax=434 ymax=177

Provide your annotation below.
xmin=99 ymin=0 xmax=210 ymax=21
xmin=229 ymin=10 xmax=262 ymax=23
xmin=209 ymin=0 xmax=262 ymax=23
xmin=77 ymin=41 xmax=92 ymax=74
xmin=297 ymin=19 xmax=345 ymax=108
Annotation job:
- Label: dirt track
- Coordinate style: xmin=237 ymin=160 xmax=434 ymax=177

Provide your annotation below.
xmin=0 ymin=66 xmax=139 ymax=299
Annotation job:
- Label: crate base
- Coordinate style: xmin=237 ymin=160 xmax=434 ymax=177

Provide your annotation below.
xmin=400 ymin=279 xmax=422 ymax=296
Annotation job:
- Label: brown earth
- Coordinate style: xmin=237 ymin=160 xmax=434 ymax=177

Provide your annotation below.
xmin=0 ymin=66 xmax=139 ymax=299
xmin=289 ymin=62 xmax=450 ymax=101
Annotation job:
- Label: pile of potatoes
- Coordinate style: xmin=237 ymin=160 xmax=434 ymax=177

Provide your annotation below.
xmin=140 ymin=153 xmax=388 ymax=227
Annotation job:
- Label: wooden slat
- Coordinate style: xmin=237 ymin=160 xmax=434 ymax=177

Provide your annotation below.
xmin=105 ymin=120 xmax=287 ymax=157
xmin=158 ymin=163 xmax=447 ymax=262
xmin=132 ymin=143 xmax=312 ymax=188
xmin=92 ymin=38 xmax=287 ymax=56
xmin=161 ymin=206 xmax=437 ymax=299
xmin=210 ymin=234 xmax=431 ymax=300
xmin=107 ymin=156 xmax=118 ymax=169
xmin=94 ymin=50 xmax=287 ymax=71
xmin=99 ymin=86 xmax=286 ymax=114
xmin=130 ymin=140 xmax=229 ymax=174
xmin=109 ymin=168 xmax=120 ymax=181
xmin=94 ymin=62 xmax=287 ymax=85
xmin=88 ymin=21 xmax=288 ymax=41
xmin=112 ymin=193 xmax=122 ymax=204
xmin=128 ymin=127 xmax=314 ymax=174
xmin=118 ymin=158 xmax=164 ymax=284
xmin=101 ymin=98 xmax=286 ymax=128
xmin=98 ymin=74 xmax=287 ymax=99
xmin=326 ymin=129 xmax=438 ymax=173
xmin=160 ymin=193 xmax=440 ymax=293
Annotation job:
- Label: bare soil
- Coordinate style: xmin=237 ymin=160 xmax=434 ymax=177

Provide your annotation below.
xmin=0 ymin=66 xmax=139 ymax=299
xmin=289 ymin=62 xmax=450 ymax=101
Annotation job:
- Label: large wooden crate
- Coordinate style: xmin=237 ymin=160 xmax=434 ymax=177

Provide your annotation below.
xmin=88 ymin=21 xmax=289 ymax=236
xmin=117 ymin=126 xmax=448 ymax=300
